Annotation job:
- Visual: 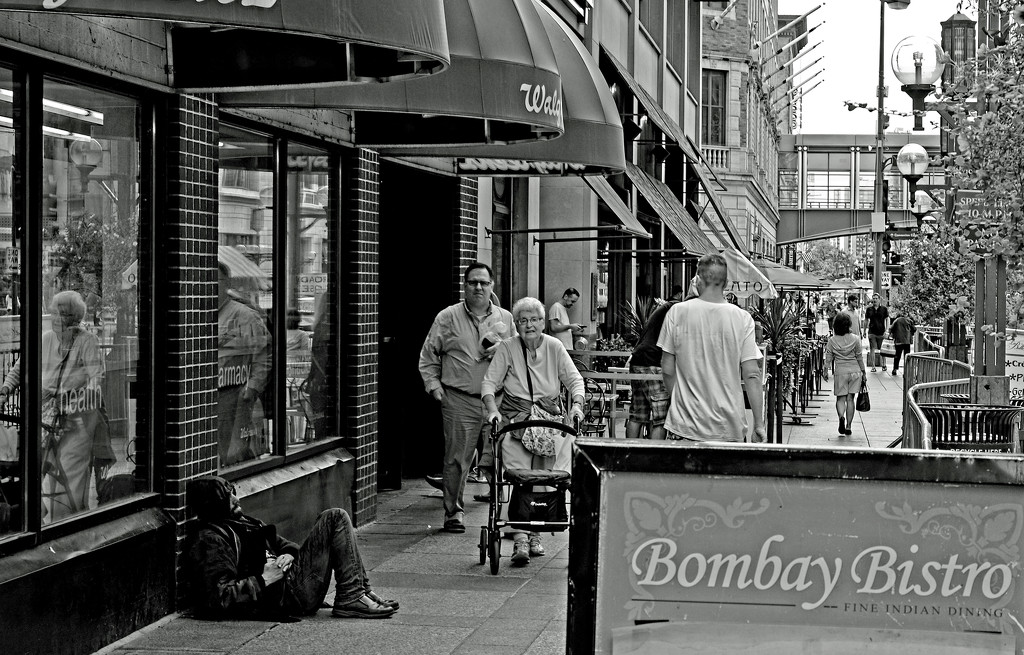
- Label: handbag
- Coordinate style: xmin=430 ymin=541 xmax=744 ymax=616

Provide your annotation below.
xmin=518 ymin=339 xmax=565 ymax=458
xmin=856 ymin=380 xmax=871 ymax=412
xmin=508 ymin=487 xmax=567 ymax=523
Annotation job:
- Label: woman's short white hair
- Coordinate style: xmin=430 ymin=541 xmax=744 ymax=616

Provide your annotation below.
xmin=511 ymin=297 xmax=545 ymax=323
xmin=52 ymin=290 xmax=87 ymax=323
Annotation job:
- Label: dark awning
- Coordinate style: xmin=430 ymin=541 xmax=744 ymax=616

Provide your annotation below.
xmin=624 ymin=163 xmax=716 ymax=255
xmin=602 ymin=47 xmax=745 ymax=252
xmin=380 ymin=1 xmax=624 ymax=175
xmin=220 ymin=0 xmax=563 ymax=147
xmin=582 ymin=177 xmax=652 ymax=239
xmin=0 ymin=0 xmax=451 ymax=92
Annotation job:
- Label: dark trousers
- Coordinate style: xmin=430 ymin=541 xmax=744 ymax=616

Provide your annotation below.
xmin=892 ymin=344 xmax=911 ymax=372
xmin=282 ymin=509 xmax=369 ymax=614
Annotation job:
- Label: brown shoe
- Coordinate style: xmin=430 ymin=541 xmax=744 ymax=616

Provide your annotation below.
xmin=332 ymin=594 xmax=396 ymax=619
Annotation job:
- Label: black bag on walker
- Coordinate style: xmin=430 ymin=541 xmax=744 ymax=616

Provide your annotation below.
xmin=508 ymin=487 xmax=567 ymax=523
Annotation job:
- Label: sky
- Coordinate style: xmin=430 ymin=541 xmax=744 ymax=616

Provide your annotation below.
xmin=776 ymin=0 xmax=974 ymax=134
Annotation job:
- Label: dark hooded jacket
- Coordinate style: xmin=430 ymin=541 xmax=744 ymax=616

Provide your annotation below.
xmin=185 ymin=476 xmax=299 ymax=618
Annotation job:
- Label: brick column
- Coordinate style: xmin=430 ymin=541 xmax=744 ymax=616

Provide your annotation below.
xmin=453 ymin=177 xmax=479 ymax=297
xmin=159 ymin=94 xmax=219 ymax=597
xmin=340 ymin=149 xmax=380 ymax=526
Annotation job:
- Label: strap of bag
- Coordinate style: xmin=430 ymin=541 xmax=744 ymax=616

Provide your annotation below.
xmin=519 ymin=337 xmax=534 ymax=402
xmin=51 ymin=331 xmax=76 ymax=406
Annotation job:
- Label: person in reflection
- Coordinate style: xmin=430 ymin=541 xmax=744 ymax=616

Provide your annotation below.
xmin=0 ymin=290 xmax=105 ymax=520
xmin=303 ymin=294 xmax=332 ymax=439
xmin=658 ymin=253 xmax=766 ymax=443
xmin=822 ymin=312 xmax=866 ymax=437
xmin=218 ymin=263 xmax=272 ymax=465
xmin=482 ymin=297 xmax=584 ymax=566
xmin=185 ymin=476 xmax=398 ymax=621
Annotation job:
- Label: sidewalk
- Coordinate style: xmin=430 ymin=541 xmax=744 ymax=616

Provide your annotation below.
xmin=99 ymin=478 xmax=570 ymax=655
xmin=99 ymin=365 xmax=907 ymax=655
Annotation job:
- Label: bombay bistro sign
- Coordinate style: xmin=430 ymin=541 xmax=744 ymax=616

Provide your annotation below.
xmin=585 ymin=454 xmax=1024 ymax=654
xmin=0 ymin=0 xmax=450 ymax=91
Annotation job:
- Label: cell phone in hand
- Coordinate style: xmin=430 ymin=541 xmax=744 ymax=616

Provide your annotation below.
xmin=481 ymin=337 xmax=496 ymax=349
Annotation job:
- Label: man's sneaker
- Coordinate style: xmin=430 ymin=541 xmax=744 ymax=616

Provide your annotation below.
xmin=443 ymin=512 xmax=465 ymax=533
xmin=838 ymin=417 xmax=846 ymax=436
xmin=332 ymin=594 xmax=396 ymax=619
xmin=511 ymin=540 xmax=530 ymax=566
xmin=870 ymin=367 xmax=877 ymax=372
xmin=528 ymin=535 xmax=546 ymax=557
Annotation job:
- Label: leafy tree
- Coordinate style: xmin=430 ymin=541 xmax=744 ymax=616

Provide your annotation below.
xmin=799 ymin=241 xmax=853 ymax=280
xmin=889 ymin=221 xmax=975 ymax=326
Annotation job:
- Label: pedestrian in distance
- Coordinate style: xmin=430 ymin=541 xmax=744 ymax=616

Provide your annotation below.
xmin=418 ymin=263 xmax=516 ymax=534
xmin=889 ymin=313 xmax=916 ymax=375
xmin=865 ymin=293 xmax=889 ymax=372
xmin=833 ymin=293 xmax=863 ymax=340
xmin=625 ymin=285 xmax=683 ymax=440
xmin=185 ymin=476 xmax=398 ymax=621
xmin=657 ymin=253 xmax=766 ymax=443
xmin=548 ymin=287 xmax=584 ymax=350
xmin=822 ymin=312 xmax=866 ymax=437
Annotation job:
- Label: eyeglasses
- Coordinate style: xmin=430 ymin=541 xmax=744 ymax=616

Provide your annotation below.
xmin=465 ymin=280 xmax=493 ymax=287
xmin=516 ymin=317 xmax=544 ymax=326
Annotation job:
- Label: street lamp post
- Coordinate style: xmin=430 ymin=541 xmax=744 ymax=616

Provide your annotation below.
xmin=873 ymin=0 xmax=910 ymax=298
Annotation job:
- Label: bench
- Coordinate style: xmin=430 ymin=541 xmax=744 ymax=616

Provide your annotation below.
xmin=917 ymin=403 xmax=1024 ymax=452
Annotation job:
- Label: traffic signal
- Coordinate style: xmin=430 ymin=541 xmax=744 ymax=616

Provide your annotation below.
xmin=882 ymin=180 xmax=889 ymax=213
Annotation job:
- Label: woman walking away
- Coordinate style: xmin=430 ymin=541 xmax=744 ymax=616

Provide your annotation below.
xmin=822 ymin=312 xmax=865 ymax=437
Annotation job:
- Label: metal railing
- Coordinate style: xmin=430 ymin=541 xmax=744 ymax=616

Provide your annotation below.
xmin=901 ymin=351 xmax=971 ymax=448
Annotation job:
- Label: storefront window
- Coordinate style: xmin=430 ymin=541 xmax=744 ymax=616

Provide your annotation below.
xmin=284 ymin=143 xmax=336 ymax=448
xmin=217 ymin=125 xmax=275 ymax=467
xmin=36 ymin=79 xmax=143 ymax=523
xmin=0 ymin=66 xmax=18 ymax=534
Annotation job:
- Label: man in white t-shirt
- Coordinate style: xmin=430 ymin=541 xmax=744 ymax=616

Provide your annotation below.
xmin=548 ymin=288 xmax=583 ymax=350
xmin=658 ymin=253 xmax=766 ymax=442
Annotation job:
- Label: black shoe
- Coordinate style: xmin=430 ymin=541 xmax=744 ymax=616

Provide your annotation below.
xmin=838 ymin=417 xmax=846 ymax=436
xmin=366 ymin=590 xmax=399 ymax=610
xmin=473 ymin=493 xmax=492 ymax=503
xmin=443 ymin=516 xmax=466 ymax=533
xmin=332 ymin=594 xmax=396 ymax=619
xmin=424 ymin=475 xmax=443 ymax=491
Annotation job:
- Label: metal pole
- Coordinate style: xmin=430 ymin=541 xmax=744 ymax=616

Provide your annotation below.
xmin=753 ymin=3 xmax=826 ymax=51
xmin=872 ymin=0 xmax=886 ymax=297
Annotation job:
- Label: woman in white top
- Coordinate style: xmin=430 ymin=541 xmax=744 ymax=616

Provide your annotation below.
xmin=482 ymin=297 xmax=584 ymax=567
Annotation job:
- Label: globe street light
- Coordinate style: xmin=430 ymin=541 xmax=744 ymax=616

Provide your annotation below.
xmin=891 ymin=35 xmax=945 ymax=131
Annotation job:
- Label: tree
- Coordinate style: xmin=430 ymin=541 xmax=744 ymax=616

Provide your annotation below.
xmin=889 ymin=221 xmax=975 ymax=326
xmin=799 ymin=241 xmax=853 ymax=280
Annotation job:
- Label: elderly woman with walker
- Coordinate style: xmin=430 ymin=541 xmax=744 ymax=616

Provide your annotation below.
xmin=481 ymin=297 xmax=585 ymax=566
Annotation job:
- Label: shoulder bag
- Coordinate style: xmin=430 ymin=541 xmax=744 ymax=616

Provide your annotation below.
xmin=517 ymin=339 xmax=565 ymax=458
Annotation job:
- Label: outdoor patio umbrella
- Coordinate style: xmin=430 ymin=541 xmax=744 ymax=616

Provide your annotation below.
xmin=722 ymin=248 xmax=778 ymax=299
xmin=753 ymin=259 xmax=829 ymax=290
xmin=824 ymin=277 xmax=860 ymax=291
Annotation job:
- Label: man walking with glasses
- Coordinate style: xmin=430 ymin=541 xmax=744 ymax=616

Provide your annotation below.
xmin=419 ymin=263 xmax=516 ymax=533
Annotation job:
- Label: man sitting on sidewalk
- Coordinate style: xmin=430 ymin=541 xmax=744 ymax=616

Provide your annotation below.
xmin=185 ymin=476 xmax=398 ymax=621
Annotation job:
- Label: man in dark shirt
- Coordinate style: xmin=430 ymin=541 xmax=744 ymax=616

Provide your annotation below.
xmin=865 ymin=293 xmax=889 ymax=372
xmin=889 ymin=313 xmax=916 ymax=375
xmin=625 ymin=286 xmax=683 ymax=439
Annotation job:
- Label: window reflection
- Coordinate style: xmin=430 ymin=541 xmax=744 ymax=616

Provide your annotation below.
xmin=0 ymin=67 xmax=18 ymax=534
xmin=285 ymin=144 xmax=334 ymax=446
xmin=218 ymin=125 xmax=274 ymax=466
xmin=31 ymin=79 xmax=142 ymax=524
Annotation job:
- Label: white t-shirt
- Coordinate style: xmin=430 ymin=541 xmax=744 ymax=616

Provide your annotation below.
xmin=549 ymin=301 xmax=573 ymax=350
xmin=657 ymin=299 xmax=763 ymax=441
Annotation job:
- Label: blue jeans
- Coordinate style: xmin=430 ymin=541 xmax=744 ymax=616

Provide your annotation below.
xmin=282 ymin=509 xmax=369 ymax=613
